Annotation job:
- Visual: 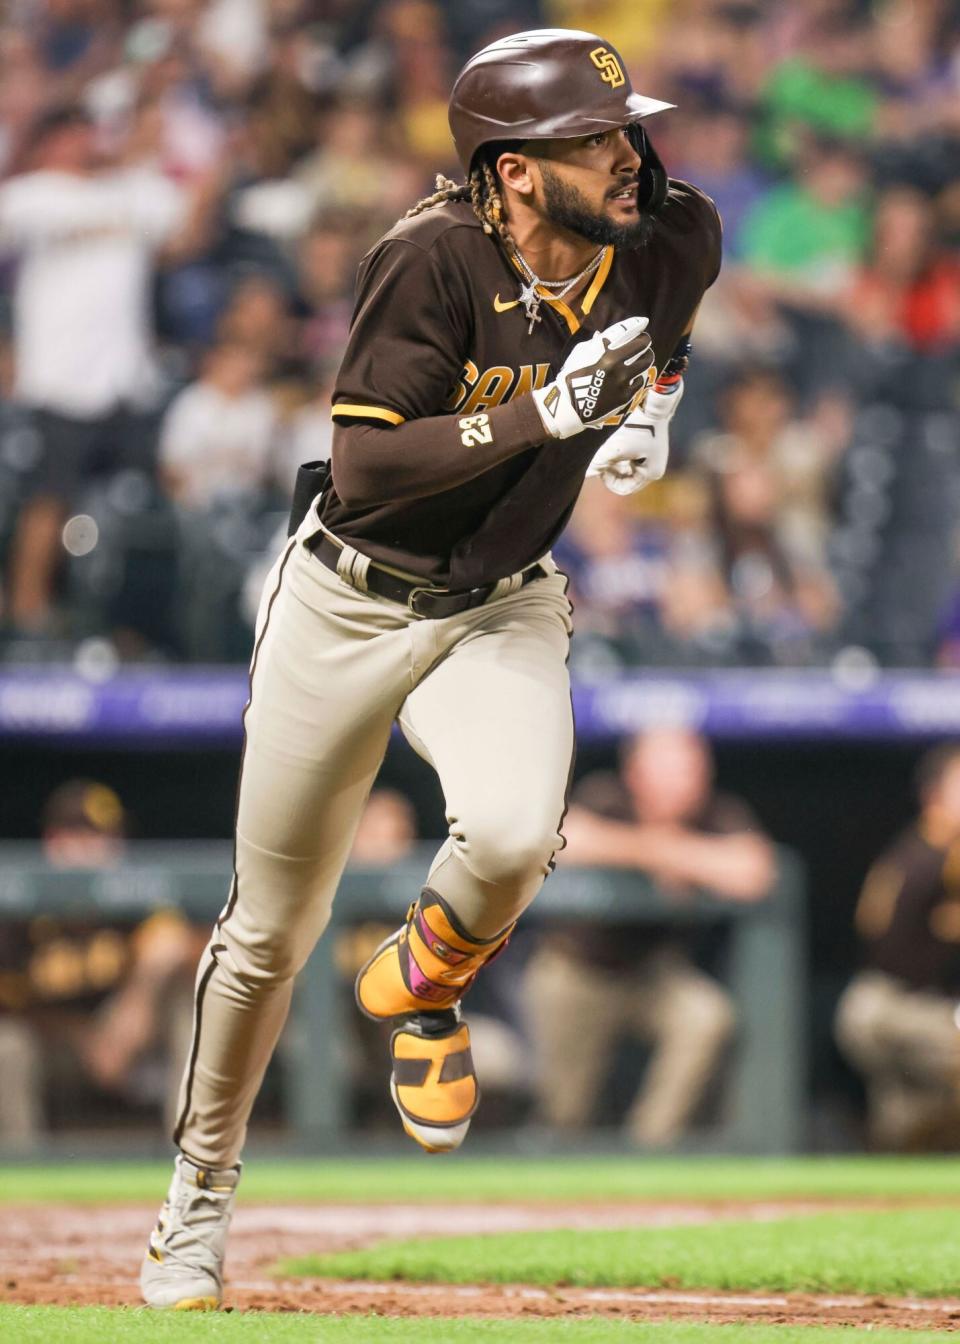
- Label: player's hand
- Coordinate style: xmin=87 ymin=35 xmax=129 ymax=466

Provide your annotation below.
xmin=585 ymin=377 xmax=684 ymax=495
xmin=532 ymin=317 xmax=654 ymax=440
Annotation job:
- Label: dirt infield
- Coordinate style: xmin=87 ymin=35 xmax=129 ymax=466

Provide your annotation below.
xmin=4 ymin=1200 xmax=960 ymax=1330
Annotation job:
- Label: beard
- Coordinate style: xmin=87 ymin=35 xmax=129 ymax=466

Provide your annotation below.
xmin=539 ymin=162 xmax=655 ymax=249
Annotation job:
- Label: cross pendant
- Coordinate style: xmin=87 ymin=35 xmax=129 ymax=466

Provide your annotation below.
xmin=519 ymin=281 xmax=541 ymax=335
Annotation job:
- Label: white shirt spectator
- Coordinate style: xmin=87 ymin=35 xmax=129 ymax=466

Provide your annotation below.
xmin=197 ymin=0 xmax=269 ymax=86
xmin=0 ymin=166 xmax=185 ymax=416
xmin=159 ymin=375 xmax=277 ymax=511
xmin=277 ymin=399 xmax=332 ymax=496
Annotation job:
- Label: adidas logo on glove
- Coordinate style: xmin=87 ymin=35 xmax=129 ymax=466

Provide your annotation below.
xmin=570 ymin=369 xmax=606 ymax=419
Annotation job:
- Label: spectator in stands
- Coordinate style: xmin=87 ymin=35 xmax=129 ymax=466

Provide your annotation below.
xmin=556 ymin=479 xmax=675 ymax=643
xmin=738 ymin=133 xmax=872 ymax=313
xmin=216 ymin=273 xmax=301 ymax=373
xmin=701 ymin=130 xmax=872 ymax=392
xmin=0 ymin=779 xmax=204 ymax=1147
xmin=158 ymin=340 xmax=278 ymax=511
xmin=348 ymin=786 xmax=419 ymax=866
xmin=695 ymin=369 xmax=843 ymax=566
xmin=555 ymin=478 xmax=736 ymax=670
xmin=667 ymin=97 xmax=769 ymax=260
xmin=274 ymin=371 xmax=335 ymax=496
xmin=835 ymin=743 xmax=960 ymax=1150
xmin=754 ymin=9 xmax=877 ymax=169
xmin=159 ymin=335 xmax=286 ymax=659
xmin=379 ymin=0 xmax=457 ymax=169
xmin=524 ymin=726 xmax=775 ymax=1146
xmin=295 ymin=97 xmax=425 ymax=219
xmin=844 ymin=186 xmax=960 ymax=356
xmin=195 ymin=0 xmax=273 ymax=99
xmin=0 ymin=102 xmax=221 ymax=637
xmin=228 ymin=75 xmax=317 ymax=245
xmin=297 ymin=220 xmax=363 ymax=372
xmin=653 ymin=0 xmax=768 ymax=109
xmin=691 ymin=369 xmax=843 ymax=663
xmin=869 ymin=0 xmax=951 ymax=156
xmin=41 ymin=776 xmax=126 ymax=868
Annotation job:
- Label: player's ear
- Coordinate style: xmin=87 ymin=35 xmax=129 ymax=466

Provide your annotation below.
xmin=496 ymin=151 xmax=535 ymax=197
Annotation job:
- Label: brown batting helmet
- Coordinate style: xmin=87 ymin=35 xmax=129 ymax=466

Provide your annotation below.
xmin=449 ymin=29 xmax=674 ymax=208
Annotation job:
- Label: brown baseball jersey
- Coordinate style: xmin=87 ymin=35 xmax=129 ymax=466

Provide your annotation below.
xmin=325 ymin=180 xmax=721 ymax=589
xmin=855 ymin=826 xmax=960 ymax=993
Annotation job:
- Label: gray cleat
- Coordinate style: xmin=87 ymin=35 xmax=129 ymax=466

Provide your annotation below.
xmin=140 ymin=1153 xmax=240 ymax=1309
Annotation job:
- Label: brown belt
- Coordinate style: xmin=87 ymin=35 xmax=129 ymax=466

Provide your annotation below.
xmin=307 ymin=533 xmax=546 ymax=619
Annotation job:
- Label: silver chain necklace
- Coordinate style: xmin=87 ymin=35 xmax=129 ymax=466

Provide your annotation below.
xmin=513 ymin=246 xmax=607 ymax=334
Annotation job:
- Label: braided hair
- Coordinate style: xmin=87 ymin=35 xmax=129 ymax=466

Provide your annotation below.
xmin=402 ymin=145 xmax=520 ymax=256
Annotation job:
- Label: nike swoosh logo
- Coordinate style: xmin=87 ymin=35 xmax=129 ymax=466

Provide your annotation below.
xmin=493 ymin=294 xmax=520 ymax=312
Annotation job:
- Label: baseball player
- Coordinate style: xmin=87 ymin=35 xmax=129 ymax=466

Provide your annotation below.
xmin=140 ymin=28 xmax=721 ymax=1309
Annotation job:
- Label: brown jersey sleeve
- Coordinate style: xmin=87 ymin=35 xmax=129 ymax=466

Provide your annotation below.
xmin=659 ymin=180 xmax=723 ymax=303
xmin=675 ymin=180 xmax=723 ymax=292
xmin=331 ymin=399 xmax=548 ymax=508
xmin=702 ymin=195 xmax=723 ymax=290
xmin=332 ymin=237 xmax=468 ymax=426
xmin=330 ymin=235 xmax=548 ymax=508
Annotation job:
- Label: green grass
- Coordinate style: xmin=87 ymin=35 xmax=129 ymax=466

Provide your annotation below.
xmin=1 ymin=1313 xmax=958 ymax=1344
xmin=6 ymin=1155 xmax=960 ymax=1205
xmin=282 ymin=1206 xmax=960 ymax=1298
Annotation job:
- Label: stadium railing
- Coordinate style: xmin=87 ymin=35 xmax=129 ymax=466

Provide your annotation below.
xmin=0 ymin=842 xmax=806 ymax=1154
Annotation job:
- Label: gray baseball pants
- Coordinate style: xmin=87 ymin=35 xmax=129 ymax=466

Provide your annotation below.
xmin=174 ymin=508 xmax=575 ymax=1167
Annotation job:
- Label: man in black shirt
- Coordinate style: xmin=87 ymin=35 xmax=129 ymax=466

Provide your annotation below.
xmin=527 ymin=726 xmax=774 ymax=1144
xmin=141 ymin=28 xmax=721 ymax=1309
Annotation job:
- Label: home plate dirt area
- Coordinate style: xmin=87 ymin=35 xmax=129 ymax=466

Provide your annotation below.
xmin=4 ymin=1200 xmax=960 ymax=1329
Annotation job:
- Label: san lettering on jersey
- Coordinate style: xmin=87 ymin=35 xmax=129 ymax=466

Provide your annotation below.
xmin=445 ymin=360 xmax=552 ymax=415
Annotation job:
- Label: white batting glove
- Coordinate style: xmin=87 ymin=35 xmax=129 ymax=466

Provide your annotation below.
xmin=532 ymin=317 xmax=654 ymax=440
xmin=585 ymin=378 xmax=684 ymax=495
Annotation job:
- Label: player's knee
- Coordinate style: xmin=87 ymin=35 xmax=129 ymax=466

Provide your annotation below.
xmin=696 ymin=986 xmax=736 ymax=1047
xmin=226 ymin=939 xmax=298 ymax=986
xmin=834 ymin=976 xmax=888 ymax=1063
xmin=223 ymin=911 xmax=329 ymax=985
xmin=463 ymin=815 xmax=560 ymax=890
xmin=669 ymin=981 xmax=736 ymax=1048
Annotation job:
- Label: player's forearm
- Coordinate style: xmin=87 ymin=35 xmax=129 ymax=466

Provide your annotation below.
xmin=647 ymin=832 xmax=776 ymax=901
xmin=331 ymin=395 xmax=547 ymax=508
xmin=563 ymin=810 xmax=775 ymax=902
xmin=561 ymin=810 xmax=677 ymax=869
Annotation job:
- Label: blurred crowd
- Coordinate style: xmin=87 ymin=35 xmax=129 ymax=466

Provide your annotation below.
xmin=0 ymin=0 xmax=957 ymax=670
